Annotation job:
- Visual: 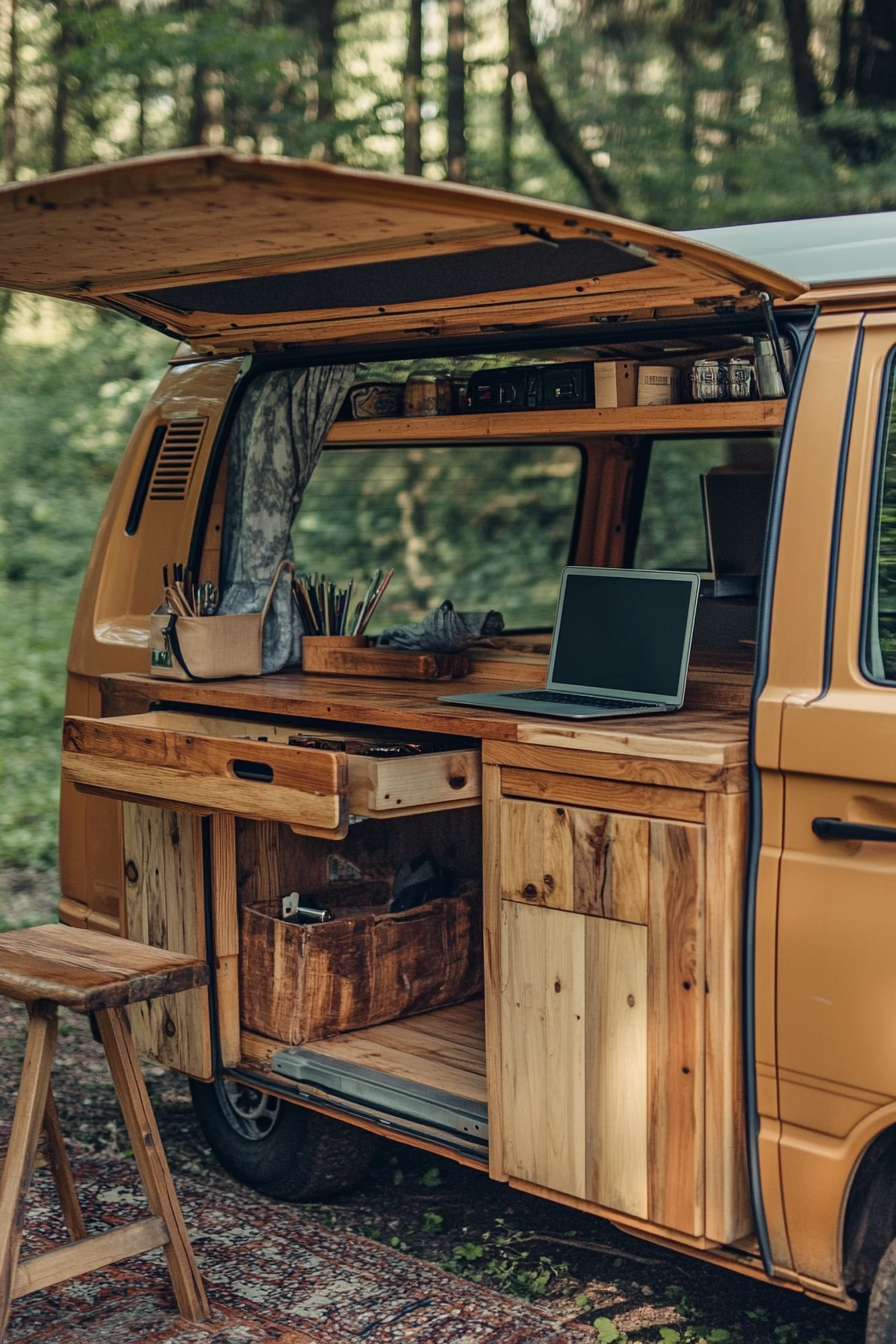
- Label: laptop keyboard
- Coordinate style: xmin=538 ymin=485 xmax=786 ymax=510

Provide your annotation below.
xmin=502 ymin=691 xmax=655 ymax=710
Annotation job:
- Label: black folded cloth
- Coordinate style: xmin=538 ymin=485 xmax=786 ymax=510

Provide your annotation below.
xmin=377 ymin=599 xmax=504 ymax=653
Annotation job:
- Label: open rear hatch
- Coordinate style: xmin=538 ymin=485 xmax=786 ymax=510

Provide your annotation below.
xmin=0 ymin=148 xmax=805 ymax=353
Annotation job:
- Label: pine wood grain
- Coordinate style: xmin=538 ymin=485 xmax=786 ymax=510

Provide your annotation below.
xmin=0 ymin=1003 xmax=57 ymax=1338
xmin=586 ymin=918 xmax=648 ymax=1217
xmin=64 ymin=716 xmax=348 ymax=836
xmin=326 ymin=402 xmax=786 ymax=444
xmin=0 ymin=926 xmax=208 ymax=1012
xmin=500 ymin=902 xmax=587 ymax=1198
xmin=482 ymin=762 xmax=506 ymax=1182
xmin=704 ymin=791 xmax=752 ymax=1244
xmin=210 ymin=812 xmax=241 ymax=1069
xmin=13 ymin=1218 xmax=168 ymax=1300
xmin=500 ymin=767 xmax=706 ymax=824
xmin=348 ymin=748 xmax=481 ymax=813
xmin=41 ymin=1087 xmax=87 ymax=1243
xmin=648 ymin=819 xmax=706 ymax=1237
xmin=482 ymin=739 xmax=743 ymax=793
xmin=300 ymin=642 xmax=471 ymax=680
xmin=96 ymin=1006 xmax=209 ymax=1323
xmin=499 ymin=799 xmax=575 ymax=911
xmin=298 ymin=1034 xmax=486 ymax=1105
xmin=122 ymin=806 xmax=212 ymax=1080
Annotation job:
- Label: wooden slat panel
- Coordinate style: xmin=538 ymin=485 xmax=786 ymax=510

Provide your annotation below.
xmin=299 ymin=1035 xmax=486 ymax=1105
xmin=500 ymin=767 xmax=705 ymax=824
xmin=482 ymin=763 xmax=505 ymax=1182
xmin=647 ymin=818 xmax=706 ymax=1236
xmin=63 ymin=715 xmax=347 ymax=836
xmin=500 ymin=902 xmax=586 ymax=1198
xmin=210 ymin=812 xmax=241 ymax=1069
xmin=573 ymin=811 xmax=650 ymax=924
xmin=348 ymin=748 xmax=481 ymax=813
xmin=0 ymin=927 xmax=207 ymax=1011
xmin=586 ymin=918 xmax=648 ymax=1218
xmin=123 ymin=805 xmax=212 ymax=1080
xmin=704 ymin=791 xmax=752 ymax=1244
xmin=483 ymin=739 xmax=748 ymax=794
xmin=499 ymin=799 xmax=574 ymax=910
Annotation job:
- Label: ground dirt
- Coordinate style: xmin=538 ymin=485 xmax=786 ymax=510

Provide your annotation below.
xmin=0 ymin=871 xmax=868 ymax=1344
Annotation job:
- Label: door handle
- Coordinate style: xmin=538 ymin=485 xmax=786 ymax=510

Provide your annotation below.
xmin=812 ymin=816 xmax=896 ymax=842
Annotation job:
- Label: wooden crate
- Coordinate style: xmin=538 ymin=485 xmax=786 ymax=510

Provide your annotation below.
xmin=240 ymin=883 xmax=483 ymax=1044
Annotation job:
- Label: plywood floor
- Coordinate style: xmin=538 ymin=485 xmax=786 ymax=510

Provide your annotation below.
xmin=300 ymin=999 xmax=486 ymax=1105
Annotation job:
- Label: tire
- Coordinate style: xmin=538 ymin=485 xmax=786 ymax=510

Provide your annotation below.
xmin=189 ymin=1077 xmax=380 ymax=1201
xmin=867 ymin=1236 xmax=896 ymax=1343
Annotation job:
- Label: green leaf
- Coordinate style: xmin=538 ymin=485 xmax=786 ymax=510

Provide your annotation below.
xmin=422 ymin=1211 xmax=443 ymax=1234
xmin=420 ymin=1166 xmax=442 ymax=1187
xmin=593 ymin=1319 xmax=621 ymax=1343
xmin=706 ymin=1332 xmax=730 ymax=1342
xmin=659 ymin=1331 xmax=681 ymax=1344
xmin=576 ymin=1294 xmax=591 ymax=1308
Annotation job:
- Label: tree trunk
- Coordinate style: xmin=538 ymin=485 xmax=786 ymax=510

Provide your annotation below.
xmin=501 ymin=22 xmax=515 ymax=191
xmin=2 ymin=0 xmax=17 ymax=182
xmin=403 ymin=0 xmax=422 ymax=175
xmin=446 ymin=0 xmax=465 ymax=181
xmin=853 ymin=0 xmax=896 ymax=107
xmin=314 ymin=0 xmax=337 ymax=160
xmin=52 ymin=0 xmax=75 ymax=172
xmin=507 ymin=0 xmax=620 ymax=213
xmin=189 ymin=63 xmax=211 ymax=145
xmin=835 ymin=0 xmax=855 ymax=100
xmin=781 ymin=0 xmax=824 ymax=115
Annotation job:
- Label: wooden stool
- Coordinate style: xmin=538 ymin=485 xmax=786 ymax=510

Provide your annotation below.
xmin=0 ymin=924 xmax=211 ymax=1339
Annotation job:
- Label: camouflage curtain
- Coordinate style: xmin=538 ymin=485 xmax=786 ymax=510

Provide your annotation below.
xmin=218 ymin=363 xmax=356 ymax=671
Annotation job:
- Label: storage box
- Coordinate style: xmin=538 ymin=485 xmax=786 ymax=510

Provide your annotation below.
xmin=593 ymin=360 xmax=638 ymax=408
xmin=240 ymin=882 xmax=483 ymax=1044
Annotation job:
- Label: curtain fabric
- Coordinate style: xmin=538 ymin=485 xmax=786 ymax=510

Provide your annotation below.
xmin=218 ymin=363 xmax=356 ymax=672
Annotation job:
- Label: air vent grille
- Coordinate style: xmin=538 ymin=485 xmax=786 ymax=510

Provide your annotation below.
xmin=148 ymin=418 xmax=207 ymax=500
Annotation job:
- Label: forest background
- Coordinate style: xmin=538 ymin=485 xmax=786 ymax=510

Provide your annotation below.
xmin=1 ymin=0 xmax=896 ymax=879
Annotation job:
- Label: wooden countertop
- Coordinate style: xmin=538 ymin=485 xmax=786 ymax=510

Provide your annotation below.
xmin=103 ymin=671 xmax=749 ymax=769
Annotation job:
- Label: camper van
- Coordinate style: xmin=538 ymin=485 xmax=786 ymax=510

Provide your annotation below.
xmin=2 ymin=150 xmax=896 ymax=1339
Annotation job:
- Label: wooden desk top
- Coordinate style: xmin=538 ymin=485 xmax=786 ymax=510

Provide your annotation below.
xmin=105 ymin=671 xmax=749 ymax=769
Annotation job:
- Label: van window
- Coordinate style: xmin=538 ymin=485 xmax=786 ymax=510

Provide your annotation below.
xmin=864 ymin=359 xmax=896 ymax=682
xmin=634 ymin=436 xmax=778 ymax=571
xmin=291 ymin=444 xmax=581 ymax=633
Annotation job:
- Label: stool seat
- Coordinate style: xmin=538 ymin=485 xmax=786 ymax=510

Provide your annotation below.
xmin=0 ymin=924 xmax=209 ymax=1011
xmin=0 ymin=924 xmax=210 ymax=1338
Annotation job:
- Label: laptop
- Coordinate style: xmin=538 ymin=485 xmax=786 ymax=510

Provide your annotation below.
xmin=439 ymin=566 xmax=700 ymax=720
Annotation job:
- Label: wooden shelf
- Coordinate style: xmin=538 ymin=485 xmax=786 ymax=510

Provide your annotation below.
xmin=326 ymin=400 xmax=787 ymax=444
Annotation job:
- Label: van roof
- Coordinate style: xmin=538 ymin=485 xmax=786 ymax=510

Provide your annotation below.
xmin=683 ymin=213 xmax=896 ymax=287
xmin=0 ymin=149 xmax=804 ymax=352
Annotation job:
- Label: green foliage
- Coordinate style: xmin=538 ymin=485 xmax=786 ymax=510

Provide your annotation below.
xmin=442 ymin=1224 xmax=567 ymax=1300
xmin=0 ymin=297 xmax=174 ymax=870
xmin=593 ymin=1319 xmax=622 ymax=1342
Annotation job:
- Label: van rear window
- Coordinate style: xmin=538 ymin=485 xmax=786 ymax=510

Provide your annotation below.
xmin=292 ymin=444 xmax=582 ymax=633
xmin=864 ymin=360 xmax=896 ymax=682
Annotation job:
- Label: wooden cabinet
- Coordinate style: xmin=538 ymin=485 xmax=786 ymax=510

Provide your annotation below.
xmin=486 ymin=736 xmax=751 ymax=1247
xmin=499 ymin=804 xmax=704 ymax=1233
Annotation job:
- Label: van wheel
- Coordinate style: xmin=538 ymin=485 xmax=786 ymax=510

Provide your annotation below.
xmin=188 ymin=1077 xmax=380 ymax=1201
xmin=866 ymin=1236 xmax=896 ymax=1343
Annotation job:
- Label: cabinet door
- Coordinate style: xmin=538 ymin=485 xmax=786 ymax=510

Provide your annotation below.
xmin=122 ymin=802 xmax=212 ymax=1079
xmin=498 ymin=804 xmax=705 ymax=1234
xmin=499 ymin=797 xmax=648 ymax=922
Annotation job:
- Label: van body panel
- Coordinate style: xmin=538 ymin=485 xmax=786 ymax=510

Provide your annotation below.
xmin=775 ymin=320 xmax=896 ymax=1283
xmin=0 ymin=150 xmax=803 ymax=351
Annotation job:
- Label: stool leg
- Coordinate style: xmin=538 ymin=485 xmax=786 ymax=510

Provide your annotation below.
xmin=95 ymin=1007 xmax=209 ymax=1324
xmin=0 ymin=1002 xmax=58 ymax=1342
xmin=42 ymin=1086 xmax=86 ymax=1243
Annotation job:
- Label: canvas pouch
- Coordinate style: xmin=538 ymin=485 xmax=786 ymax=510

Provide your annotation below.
xmin=150 ymin=560 xmax=292 ymax=681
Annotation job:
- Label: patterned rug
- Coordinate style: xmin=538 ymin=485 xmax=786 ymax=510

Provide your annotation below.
xmin=6 ymin=1157 xmax=586 ymax=1344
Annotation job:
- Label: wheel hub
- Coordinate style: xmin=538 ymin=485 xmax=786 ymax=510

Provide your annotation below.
xmin=215 ymin=1078 xmax=280 ymax=1141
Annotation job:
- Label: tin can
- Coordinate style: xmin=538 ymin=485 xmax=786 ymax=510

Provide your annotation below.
xmin=691 ymin=359 xmax=726 ymax=402
xmin=727 ymin=358 xmax=753 ymax=400
xmin=637 ymin=365 xmax=678 ymax=406
xmin=403 ymin=375 xmax=440 ymax=416
xmin=350 ymin=382 xmax=403 ymax=419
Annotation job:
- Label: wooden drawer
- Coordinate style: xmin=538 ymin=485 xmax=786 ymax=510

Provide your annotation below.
xmin=62 ymin=711 xmax=480 ymax=838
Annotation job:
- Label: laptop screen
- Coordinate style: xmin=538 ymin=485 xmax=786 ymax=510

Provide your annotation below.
xmin=549 ymin=569 xmax=698 ymax=701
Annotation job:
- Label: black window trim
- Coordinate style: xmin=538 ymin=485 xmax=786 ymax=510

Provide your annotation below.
xmin=859 ymin=342 xmax=896 ymax=688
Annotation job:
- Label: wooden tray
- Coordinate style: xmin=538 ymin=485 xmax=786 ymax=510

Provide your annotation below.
xmin=301 ymin=635 xmax=470 ymax=681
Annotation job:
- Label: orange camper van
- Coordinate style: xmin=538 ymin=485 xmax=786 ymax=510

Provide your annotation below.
xmin=3 ymin=149 xmax=896 ymax=1339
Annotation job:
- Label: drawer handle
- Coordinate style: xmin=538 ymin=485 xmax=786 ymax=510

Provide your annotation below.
xmin=231 ymin=759 xmax=274 ymax=784
xmin=812 ymin=816 xmax=896 ymax=843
